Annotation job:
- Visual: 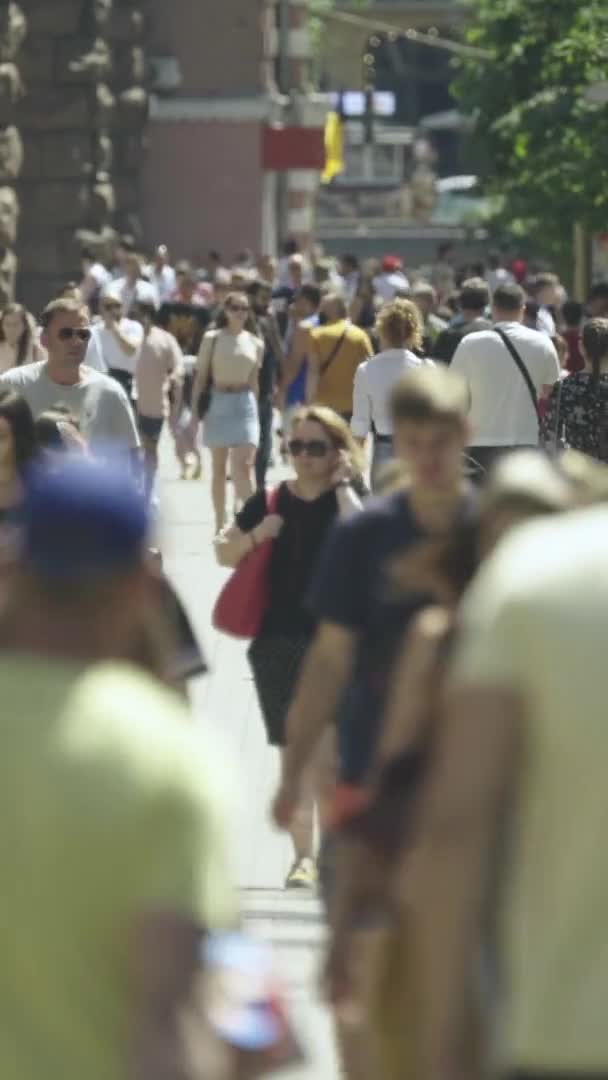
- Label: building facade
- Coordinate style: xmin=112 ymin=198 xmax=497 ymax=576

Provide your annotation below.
xmin=143 ymin=0 xmax=322 ymax=263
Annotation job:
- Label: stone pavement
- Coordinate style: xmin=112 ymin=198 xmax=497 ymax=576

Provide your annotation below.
xmin=157 ymin=436 xmax=339 ymax=1079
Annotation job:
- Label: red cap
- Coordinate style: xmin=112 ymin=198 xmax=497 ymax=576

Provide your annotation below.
xmin=381 ymin=255 xmax=402 ymax=273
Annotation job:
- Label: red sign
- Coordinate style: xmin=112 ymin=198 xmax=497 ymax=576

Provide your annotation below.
xmin=261 ymin=125 xmax=325 ymax=172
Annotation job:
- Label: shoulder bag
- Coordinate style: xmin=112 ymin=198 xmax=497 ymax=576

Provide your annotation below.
xmin=493 ymin=327 xmax=540 ymax=434
xmin=212 ymin=487 xmax=281 ymax=639
xmin=197 ymin=332 xmax=218 ymax=419
xmin=320 ymin=328 xmax=348 ymax=377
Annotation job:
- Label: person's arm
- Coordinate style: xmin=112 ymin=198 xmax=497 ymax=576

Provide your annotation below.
xmin=248 ymin=339 xmax=262 ymax=399
xmin=265 ymin=314 xmax=285 ymax=384
xmin=273 ymin=621 xmax=358 ymax=824
xmin=305 ymin=333 xmax=321 ymax=404
xmin=110 ymin=318 xmax=142 ymax=358
xmin=189 ymin=334 xmax=213 ymax=425
xmin=540 ymin=380 xmax=560 ymax=447
xmin=214 ymin=513 xmax=283 ymax=568
xmin=351 ymin=363 xmax=372 ymax=444
xmin=409 ymin=685 xmax=520 ymax=1080
xmin=541 ymin=341 xmax=561 ymax=399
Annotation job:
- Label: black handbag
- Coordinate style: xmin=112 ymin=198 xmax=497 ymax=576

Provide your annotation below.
xmin=196 ymin=333 xmax=218 ymax=419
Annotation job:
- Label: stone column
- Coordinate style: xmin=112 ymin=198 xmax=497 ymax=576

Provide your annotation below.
xmin=18 ymin=0 xmax=116 ymax=313
xmin=0 ymin=1 xmax=26 ymax=307
xmin=108 ymin=0 xmax=149 ymax=247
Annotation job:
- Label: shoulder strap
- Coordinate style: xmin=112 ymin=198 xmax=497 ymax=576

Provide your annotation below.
xmin=493 ymin=327 xmax=540 ymax=425
xmin=320 ymin=328 xmax=348 ymax=376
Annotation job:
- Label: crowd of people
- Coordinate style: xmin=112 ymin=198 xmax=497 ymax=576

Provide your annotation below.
xmin=2 ymin=230 xmax=608 ymax=1079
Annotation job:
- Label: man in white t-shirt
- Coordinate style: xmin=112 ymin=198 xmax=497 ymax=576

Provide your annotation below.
xmin=373 ymin=255 xmax=410 ymax=302
xmin=111 ymin=253 xmax=159 ymax=315
xmin=91 ymin=292 xmax=143 ymax=399
xmin=451 ymin=281 xmax=559 ymax=475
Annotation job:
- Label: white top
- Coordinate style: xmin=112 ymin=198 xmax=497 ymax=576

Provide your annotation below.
xmin=146 ymin=264 xmax=177 ymax=303
xmin=373 ymin=270 xmax=410 ymax=302
xmin=451 ymin=321 xmax=559 ymax=446
xmin=109 ymin=277 xmax=160 ymax=312
xmin=537 ymin=306 xmax=556 ymax=336
xmin=351 ymin=348 xmax=432 ymax=438
xmin=91 ymin=319 xmax=144 ymax=375
xmin=485 ymin=266 xmax=514 ymax=293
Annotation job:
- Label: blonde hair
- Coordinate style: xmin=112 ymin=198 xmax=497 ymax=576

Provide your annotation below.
xmin=290 ymin=405 xmax=365 ymax=478
xmin=376 ymin=298 xmax=423 ymax=350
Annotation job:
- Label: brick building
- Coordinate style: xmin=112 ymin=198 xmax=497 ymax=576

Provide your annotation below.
xmin=143 ymin=0 xmax=322 ymax=263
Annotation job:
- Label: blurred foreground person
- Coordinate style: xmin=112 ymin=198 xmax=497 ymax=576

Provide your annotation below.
xmin=411 ymin=501 xmax=608 ymax=1080
xmin=0 ymin=387 xmax=36 ymax=525
xmin=0 ymin=458 xmax=236 ymax=1080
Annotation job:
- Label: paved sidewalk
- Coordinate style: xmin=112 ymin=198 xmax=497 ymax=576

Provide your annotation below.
xmin=158 ymin=438 xmax=339 ymax=1078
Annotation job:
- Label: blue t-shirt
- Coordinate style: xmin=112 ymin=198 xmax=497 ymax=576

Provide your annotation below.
xmin=286 ymin=313 xmax=319 ymax=408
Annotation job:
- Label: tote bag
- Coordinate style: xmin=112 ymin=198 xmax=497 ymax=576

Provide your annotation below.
xmin=212 ymin=487 xmax=280 ymax=639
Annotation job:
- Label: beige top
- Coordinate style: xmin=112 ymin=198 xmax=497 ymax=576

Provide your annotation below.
xmin=197 ymin=329 xmax=263 ymax=388
xmin=134 ymin=326 xmax=182 ymax=418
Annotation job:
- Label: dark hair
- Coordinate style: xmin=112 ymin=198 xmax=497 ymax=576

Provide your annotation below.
xmin=299 ymin=283 xmax=322 ymax=309
xmin=493 ymin=282 xmax=526 ymax=313
xmin=80 ymin=248 xmax=95 ymax=262
xmin=35 ymin=409 xmax=74 ymax=452
xmin=283 ymin=239 xmax=299 ymax=257
xmin=341 ymin=253 xmax=359 ymax=271
xmin=460 ymin=277 xmax=490 ymax=313
xmin=0 ymin=303 xmax=34 ymax=367
xmin=135 ymin=299 xmax=157 ymax=321
xmin=525 ymin=299 xmax=540 ymax=327
xmin=562 ymin=300 xmax=584 ymax=327
xmin=0 ymin=387 xmax=37 ymax=475
xmin=582 ymin=317 xmax=608 ymax=385
xmin=214 ymin=291 xmax=258 ymax=333
xmin=588 ymin=281 xmax=608 ymax=302
xmin=246 ymin=278 xmax=271 ymax=298
xmin=208 ymin=249 xmax=221 ymax=262
xmin=390 ymin=366 xmax=469 ymax=427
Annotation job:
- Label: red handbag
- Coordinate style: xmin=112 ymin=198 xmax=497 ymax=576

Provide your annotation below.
xmin=212 ymin=487 xmax=280 ymax=639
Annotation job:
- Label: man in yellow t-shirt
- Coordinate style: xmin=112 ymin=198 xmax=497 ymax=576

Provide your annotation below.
xmin=307 ymin=294 xmax=373 ymax=420
xmin=411 ymin=506 xmax=608 ymax=1080
xmin=0 ymin=458 xmax=236 ymax=1080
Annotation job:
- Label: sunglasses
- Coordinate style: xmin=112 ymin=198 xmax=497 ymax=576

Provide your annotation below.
xmin=57 ymin=327 xmax=91 ymax=342
xmin=288 ymin=438 xmax=331 ymax=458
xmin=227 ymin=304 xmax=249 ymax=313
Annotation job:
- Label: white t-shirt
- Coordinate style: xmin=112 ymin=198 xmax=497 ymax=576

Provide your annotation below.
xmin=147 ymin=265 xmax=177 ymax=303
xmin=93 ymin=319 xmax=144 ymax=375
xmin=110 ymin=277 xmax=160 ymax=313
xmin=373 ymin=271 xmax=410 ymax=302
xmin=451 ymin=321 xmax=559 ymax=446
xmin=351 ymin=349 xmax=432 ymax=438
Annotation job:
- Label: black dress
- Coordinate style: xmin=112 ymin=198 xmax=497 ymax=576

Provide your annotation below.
xmin=235 ymin=482 xmax=340 ymax=746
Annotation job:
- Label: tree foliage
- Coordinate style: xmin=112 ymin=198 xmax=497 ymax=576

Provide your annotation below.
xmin=308 ymin=0 xmax=370 ymax=84
xmin=453 ymin=0 xmax=608 ymax=259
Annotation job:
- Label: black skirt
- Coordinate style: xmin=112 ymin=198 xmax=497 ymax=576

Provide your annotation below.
xmin=247 ymin=632 xmax=311 ymax=746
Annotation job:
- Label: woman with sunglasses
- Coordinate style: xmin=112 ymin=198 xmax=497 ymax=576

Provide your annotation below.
xmin=191 ymin=291 xmax=263 ymax=534
xmin=215 ymin=406 xmax=364 ymax=888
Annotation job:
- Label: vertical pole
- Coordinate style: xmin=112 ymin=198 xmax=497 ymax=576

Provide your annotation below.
xmin=277 ymin=0 xmax=291 ymax=250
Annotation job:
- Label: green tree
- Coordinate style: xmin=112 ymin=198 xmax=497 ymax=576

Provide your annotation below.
xmin=308 ymin=0 xmax=370 ymax=85
xmin=453 ymin=0 xmax=608 ymax=263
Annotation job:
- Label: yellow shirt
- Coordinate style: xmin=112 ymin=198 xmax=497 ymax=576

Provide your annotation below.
xmin=450 ymin=507 xmax=608 ymax=1071
xmin=310 ymin=320 xmax=373 ymax=415
xmin=1 ymin=657 xmax=236 ymax=1080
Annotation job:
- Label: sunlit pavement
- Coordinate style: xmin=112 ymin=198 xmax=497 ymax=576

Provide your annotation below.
xmin=158 ymin=433 xmax=339 ymax=1078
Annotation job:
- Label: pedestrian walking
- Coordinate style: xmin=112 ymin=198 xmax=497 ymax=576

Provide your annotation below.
xmin=307 ymin=294 xmax=373 ymax=422
xmin=431 ymin=277 xmax=492 ymax=364
xmin=91 ymin=291 xmax=143 ymax=398
xmin=0 ymin=303 xmax=45 ymax=373
xmin=246 ymin=277 xmax=285 ymax=490
xmin=542 ymin=317 xmax=608 ymax=461
xmin=0 ymin=298 xmax=140 ymax=463
xmin=451 ymin=282 xmax=560 ymax=474
xmin=411 ymin=500 xmax=608 ymax=1080
xmin=216 ymin=406 xmax=364 ymax=888
xmin=132 ymin=299 xmax=182 ymax=499
xmin=190 ymin=291 xmax=263 ymax=534
xmin=0 ymin=456 xmax=237 ymax=1080
xmin=351 ymin=297 xmax=431 ymax=488
xmin=0 ymin=387 xmax=36 ymax=526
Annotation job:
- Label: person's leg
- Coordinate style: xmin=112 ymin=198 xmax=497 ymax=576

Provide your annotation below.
xmin=280 ymin=747 xmax=315 ymax=864
xmin=230 ymin=444 xmax=256 ymax=509
xmin=141 ymin=434 xmax=159 ymax=501
xmin=255 ymin=396 xmax=273 ymax=489
xmin=210 ymin=447 xmax=229 ymax=534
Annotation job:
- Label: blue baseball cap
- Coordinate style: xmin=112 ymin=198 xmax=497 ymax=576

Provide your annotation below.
xmin=21 ymin=457 xmax=149 ymax=579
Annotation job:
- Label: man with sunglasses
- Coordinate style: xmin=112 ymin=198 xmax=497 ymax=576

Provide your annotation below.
xmin=93 ymin=291 xmax=144 ymax=398
xmin=0 ymin=298 xmax=140 ymax=459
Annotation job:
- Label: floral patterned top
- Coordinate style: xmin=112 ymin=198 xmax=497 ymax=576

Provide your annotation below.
xmin=541 ymin=371 xmax=608 ymax=461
